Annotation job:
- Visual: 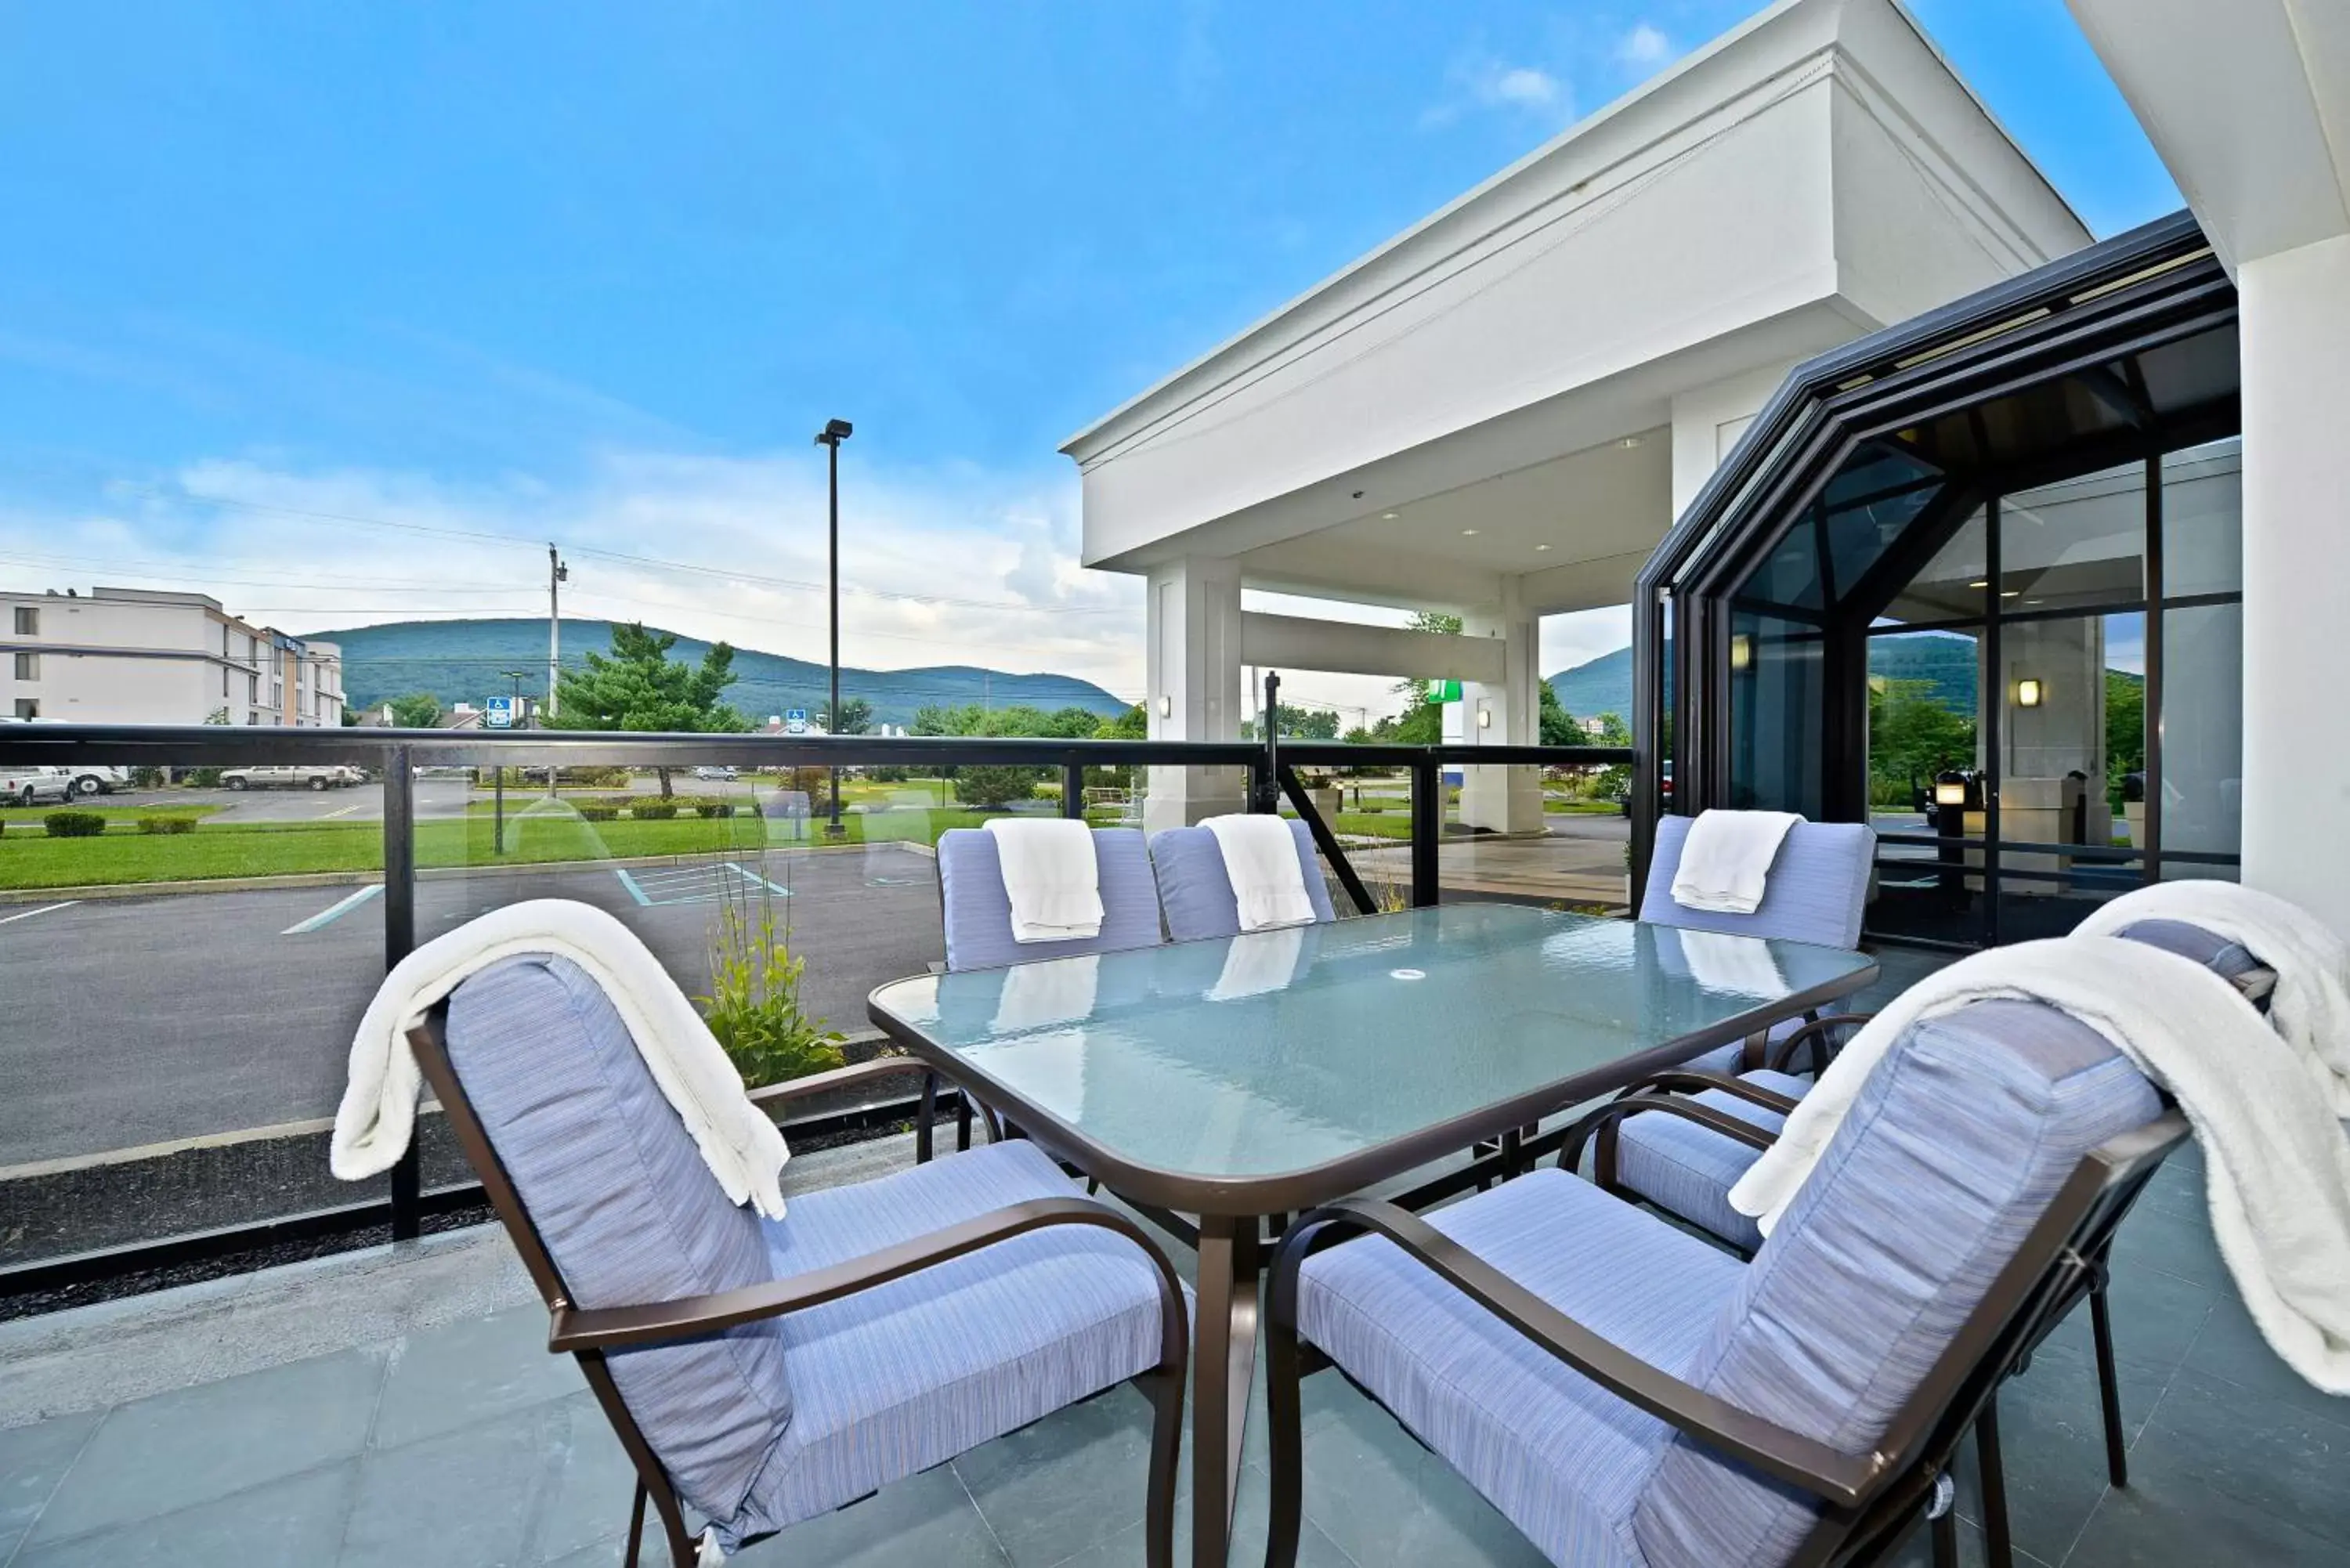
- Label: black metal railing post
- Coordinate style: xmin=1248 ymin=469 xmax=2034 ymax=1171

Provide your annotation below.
xmin=383 ymin=743 xmax=421 ymax=1241
xmin=1061 ymin=760 xmax=1086 ymax=821
xmin=1410 ymin=756 xmax=1441 ymax=908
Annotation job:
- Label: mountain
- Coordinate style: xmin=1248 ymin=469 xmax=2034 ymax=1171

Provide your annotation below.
xmin=316 ymin=618 xmax=1130 ymax=728
xmin=1867 ymin=633 xmax=1977 ymax=711
xmin=1546 ymin=647 xmax=1633 ymax=720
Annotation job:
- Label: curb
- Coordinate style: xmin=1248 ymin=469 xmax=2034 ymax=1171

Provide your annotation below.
xmin=0 ymin=838 xmax=933 ymax=905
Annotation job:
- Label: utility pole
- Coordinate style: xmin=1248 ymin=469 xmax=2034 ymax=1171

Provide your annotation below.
xmin=495 ymin=669 xmax=531 ymax=855
xmin=547 ymin=545 xmax=567 ymax=800
xmin=812 ymin=418 xmax=853 ymax=838
xmin=546 ymin=545 xmax=568 ymax=719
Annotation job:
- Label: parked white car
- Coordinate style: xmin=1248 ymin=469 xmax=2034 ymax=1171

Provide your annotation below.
xmin=64 ymin=765 xmax=132 ymax=797
xmin=219 ymin=764 xmax=349 ymax=792
xmin=1 ymin=768 xmax=75 ymax=807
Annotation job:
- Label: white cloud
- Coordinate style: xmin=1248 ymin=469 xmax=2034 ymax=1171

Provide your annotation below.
xmin=1615 ymin=22 xmax=1675 ymax=68
xmin=1421 ymin=49 xmax=1571 ymax=129
xmin=0 ymin=450 xmax=1149 ymax=703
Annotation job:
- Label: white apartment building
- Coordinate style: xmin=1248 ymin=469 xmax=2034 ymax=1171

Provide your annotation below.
xmin=0 ymin=587 xmax=345 ymax=727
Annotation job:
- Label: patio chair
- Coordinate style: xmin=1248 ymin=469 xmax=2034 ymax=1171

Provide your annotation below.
xmin=1148 ymin=818 xmax=1337 ymax=942
xmin=1261 ymin=995 xmax=2186 ymax=1568
xmin=1639 ymin=815 xmax=1875 ymax=1073
xmin=930 ymin=825 xmax=1166 ymax=1149
xmin=409 ymin=953 xmax=1188 ymax=1568
xmin=1581 ymin=916 xmax=2273 ymax=1566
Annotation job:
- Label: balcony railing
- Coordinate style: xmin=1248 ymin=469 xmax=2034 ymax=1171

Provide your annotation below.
xmin=0 ymin=724 xmax=1630 ymax=1307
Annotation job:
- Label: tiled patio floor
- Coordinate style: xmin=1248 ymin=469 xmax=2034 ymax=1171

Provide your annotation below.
xmin=4 ymin=955 xmax=2346 ymax=1566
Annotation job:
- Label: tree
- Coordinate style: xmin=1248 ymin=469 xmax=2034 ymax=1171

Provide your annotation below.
xmin=1867 ymin=678 xmax=1976 ymax=807
xmin=1242 ymin=703 xmax=1341 ymax=741
xmin=1094 ymin=703 xmax=1148 ymax=740
xmin=819 ymin=695 xmax=873 ymax=735
xmin=1539 ymin=681 xmax=1578 ymax=748
xmin=2105 ymin=670 xmax=2146 ymax=811
xmin=386 ymin=692 xmax=443 ymax=729
xmin=553 ymin=623 xmax=749 ymax=795
xmin=956 ymin=764 xmax=1038 ymax=810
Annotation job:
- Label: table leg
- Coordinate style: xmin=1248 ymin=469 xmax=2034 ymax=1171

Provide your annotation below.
xmin=1193 ymin=1213 xmax=1262 ymax=1568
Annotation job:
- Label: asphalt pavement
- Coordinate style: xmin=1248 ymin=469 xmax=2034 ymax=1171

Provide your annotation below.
xmin=0 ymin=841 xmax=947 ymax=1168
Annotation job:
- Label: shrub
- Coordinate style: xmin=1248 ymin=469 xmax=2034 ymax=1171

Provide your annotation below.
xmin=575 ymin=801 xmax=620 ymax=822
xmin=630 ymin=799 xmax=679 ymax=820
xmin=131 ymin=766 xmax=168 ymax=789
xmin=696 ymin=898 xmax=844 ymax=1089
xmin=44 ymin=811 xmax=107 ymax=838
xmin=186 ymin=767 xmax=223 ymax=787
xmin=138 ymin=815 xmax=198 ymax=835
xmin=690 ymin=801 xmax=736 ymax=818
xmin=956 ymin=764 xmax=1041 ymax=810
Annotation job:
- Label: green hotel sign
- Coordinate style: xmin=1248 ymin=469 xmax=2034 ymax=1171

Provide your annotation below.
xmin=1423 ymin=679 xmax=1461 ymax=705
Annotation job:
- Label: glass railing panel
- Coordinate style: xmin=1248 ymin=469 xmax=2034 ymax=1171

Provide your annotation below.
xmin=0 ymin=752 xmax=393 ymax=1269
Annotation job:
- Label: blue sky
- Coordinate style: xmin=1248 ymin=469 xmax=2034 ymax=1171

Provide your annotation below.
xmin=0 ymin=1 xmax=2179 ymax=706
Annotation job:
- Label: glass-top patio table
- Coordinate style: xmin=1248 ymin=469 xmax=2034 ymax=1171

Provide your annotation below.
xmin=869 ymin=902 xmax=1877 ymax=1568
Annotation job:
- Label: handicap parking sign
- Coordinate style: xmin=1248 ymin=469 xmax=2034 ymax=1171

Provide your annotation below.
xmin=486 ymin=695 xmax=514 ymax=729
xmin=783 ymin=706 xmax=808 ymax=735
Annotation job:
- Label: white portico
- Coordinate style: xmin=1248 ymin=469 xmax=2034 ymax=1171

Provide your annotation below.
xmin=1063 ymin=0 xmax=2091 ymax=829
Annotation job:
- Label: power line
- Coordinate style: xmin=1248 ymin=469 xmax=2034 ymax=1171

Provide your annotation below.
xmin=152 ymin=486 xmax=1137 ymax=616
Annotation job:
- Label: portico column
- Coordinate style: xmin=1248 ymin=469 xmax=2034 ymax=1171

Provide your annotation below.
xmin=1143 ymin=555 xmax=1248 ymax=833
xmin=1459 ymin=579 xmax=1546 ymax=834
xmin=2240 ymin=234 xmax=2350 ymax=936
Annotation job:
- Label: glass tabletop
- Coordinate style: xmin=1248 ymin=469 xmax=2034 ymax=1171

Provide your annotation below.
xmin=868 ymin=904 xmax=1875 ymax=1203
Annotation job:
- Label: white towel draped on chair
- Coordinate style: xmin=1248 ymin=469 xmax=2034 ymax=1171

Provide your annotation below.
xmin=1675 ymin=928 xmax=1790 ymax=998
xmin=990 ymin=953 xmax=1101 ymax=1033
xmin=985 ymin=817 xmax=1104 ymax=943
xmin=2074 ymin=880 xmax=2350 ymax=1116
xmin=1730 ymin=936 xmax=2350 ymax=1394
xmin=1202 ymin=813 xmax=1317 ymax=932
xmin=333 ymin=898 xmax=792 ymax=1219
xmin=1669 ymin=809 xmax=1802 ymax=915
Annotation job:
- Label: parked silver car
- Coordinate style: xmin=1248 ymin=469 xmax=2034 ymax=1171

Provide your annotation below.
xmin=219 ymin=764 xmax=349 ymax=792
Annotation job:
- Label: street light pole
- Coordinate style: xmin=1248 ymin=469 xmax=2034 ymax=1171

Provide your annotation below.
xmin=496 ymin=669 xmax=531 ymax=854
xmin=547 ymin=547 xmax=567 ymax=799
xmin=812 ymin=417 xmax=853 ymax=838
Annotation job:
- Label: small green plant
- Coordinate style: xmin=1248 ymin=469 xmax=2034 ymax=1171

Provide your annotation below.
xmin=131 ymin=766 xmax=167 ymax=789
xmin=631 ymin=798 xmax=680 ymax=821
xmin=690 ymin=800 xmax=736 ymax=818
xmin=696 ymin=864 xmax=844 ymax=1089
xmin=44 ymin=811 xmax=107 ymax=838
xmin=137 ymin=815 xmax=198 ymax=835
xmin=574 ymin=797 xmax=627 ymax=821
xmin=955 ymin=764 xmax=1040 ymax=809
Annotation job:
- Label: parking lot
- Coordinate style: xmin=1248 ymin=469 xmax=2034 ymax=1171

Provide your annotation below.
xmin=0 ymin=842 xmax=946 ymax=1169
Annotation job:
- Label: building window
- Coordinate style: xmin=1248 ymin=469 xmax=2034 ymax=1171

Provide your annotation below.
xmin=12 ymin=652 xmax=37 ymax=681
xmin=223 ymin=667 xmax=231 ymax=697
xmin=13 ymin=699 xmax=37 ymax=719
xmin=13 ymin=607 xmax=36 ymax=636
xmin=248 ymin=672 xmax=259 ymax=703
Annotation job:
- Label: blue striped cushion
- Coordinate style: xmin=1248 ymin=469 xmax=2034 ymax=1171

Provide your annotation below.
xmin=2113 ymin=918 xmax=2265 ymax=993
xmin=1298 ymin=1170 xmax=1743 ymax=1568
xmin=1632 ymin=1000 xmax=2163 ymax=1566
xmin=1610 ymin=1070 xmax=1810 ymax=1254
xmin=936 ymin=826 xmax=1166 ymax=972
xmin=1640 ymin=816 xmax=1875 ymax=949
xmin=1147 ymin=820 xmax=1338 ymax=942
xmin=443 ymin=957 xmax=790 ymax=1548
xmin=749 ymin=1140 xmax=1173 ymax=1534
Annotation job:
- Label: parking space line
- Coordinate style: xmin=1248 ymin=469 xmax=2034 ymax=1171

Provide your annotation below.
xmin=613 ymin=868 xmax=653 ymax=905
xmin=282 ymin=883 xmax=384 ymax=934
xmin=0 ymin=901 xmax=80 ymax=927
xmin=320 ymin=803 xmax=365 ymax=819
xmin=725 ymin=862 xmax=792 ymax=897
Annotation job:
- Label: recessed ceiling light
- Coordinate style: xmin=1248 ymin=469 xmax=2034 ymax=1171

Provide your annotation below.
xmin=1535 ymin=543 xmax=1553 ymax=551
xmin=1967 ymin=580 xmax=1988 ymax=589
xmin=1462 ymin=528 xmax=1480 ymax=537
xmin=1380 ymin=511 xmax=1398 ymax=520
xmin=1620 ymin=436 xmax=1643 ymax=449
xmin=2001 ymin=591 xmax=2021 ymax=598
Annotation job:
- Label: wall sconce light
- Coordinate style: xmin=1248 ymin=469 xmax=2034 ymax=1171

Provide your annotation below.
xmin=1934 ymin=772 xmax=1969 ymax=808
xmin=2014 ymin=677 xmax=2043 ymax=708
xmin=1156 ymin=695 xmax=1171 ymax=719
xmin=1476 ymin=705 xmax=1491 ymax=729
xmin=1730 ymin=634 xmax=1753 ymax=672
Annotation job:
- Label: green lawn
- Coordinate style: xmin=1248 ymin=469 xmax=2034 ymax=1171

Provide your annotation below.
xmin=0 ymin=799 xmax=1019 ymax=891
xmin=1329 ymin=811 xmax=1412 ymax=840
